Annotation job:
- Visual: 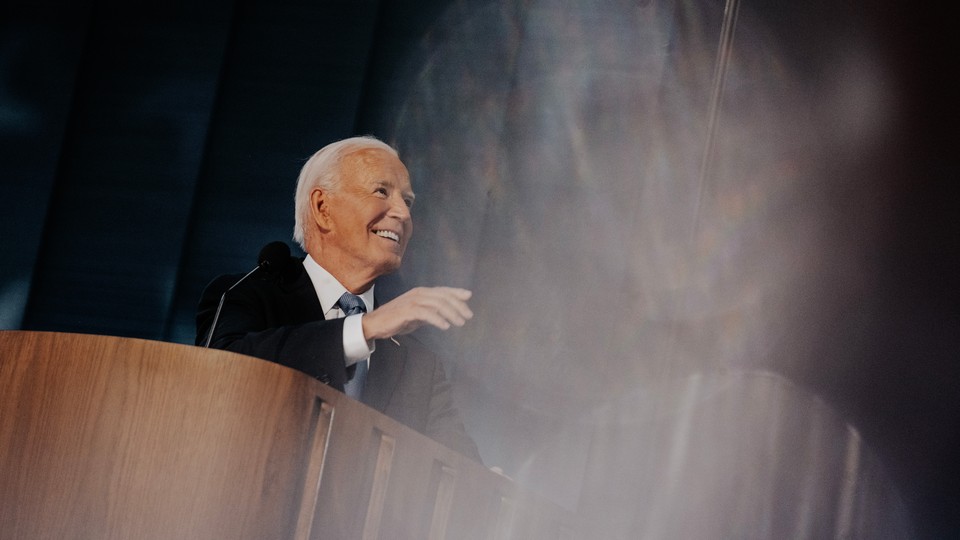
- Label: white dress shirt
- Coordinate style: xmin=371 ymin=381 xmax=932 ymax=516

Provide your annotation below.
xmin=302 ymin=254 xmax=376 ymax=368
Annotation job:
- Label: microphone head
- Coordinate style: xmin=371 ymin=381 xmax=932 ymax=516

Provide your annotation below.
xmin=257 ymin=241 xmax=291 ymax=276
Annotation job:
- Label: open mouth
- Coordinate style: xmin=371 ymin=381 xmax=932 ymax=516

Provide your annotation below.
xmin=373 ymin=229 xmax=400 ymax=243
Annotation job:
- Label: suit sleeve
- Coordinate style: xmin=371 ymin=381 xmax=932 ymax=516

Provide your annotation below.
xmin=195 ymin=274 xmax=350 ymax=391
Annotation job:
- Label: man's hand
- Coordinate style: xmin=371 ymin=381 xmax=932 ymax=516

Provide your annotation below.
xmin=361 ymin=287 xmax=473 ymax=341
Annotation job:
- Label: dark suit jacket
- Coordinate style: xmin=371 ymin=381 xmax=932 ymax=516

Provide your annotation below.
xmin=195 ymin=256 xmax=481 ymax=462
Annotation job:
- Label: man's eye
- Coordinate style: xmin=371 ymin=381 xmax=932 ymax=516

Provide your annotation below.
xmin=404 ymin=198 xmax=414 ymax=208
xmin=375 ymin=187 xmax=388 ymax=196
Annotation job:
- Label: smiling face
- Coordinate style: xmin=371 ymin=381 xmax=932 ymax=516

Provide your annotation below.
xmin=311 ymin=147 xmax=414 ymax=292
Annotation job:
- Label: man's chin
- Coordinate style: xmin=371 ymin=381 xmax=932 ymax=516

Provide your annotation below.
xmin=374 ymin=256 xmax=403 ymax=276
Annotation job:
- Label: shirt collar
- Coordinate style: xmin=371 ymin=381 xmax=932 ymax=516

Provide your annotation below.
xmin=302 ymin=254 xmax=374 ymax=317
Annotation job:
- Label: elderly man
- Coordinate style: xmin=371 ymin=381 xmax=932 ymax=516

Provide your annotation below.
xmin=195 ymin=135 xmax=481 ymax=461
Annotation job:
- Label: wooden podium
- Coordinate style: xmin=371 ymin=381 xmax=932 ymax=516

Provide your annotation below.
xmin=0 ymin=331 xmax=574 ymax=539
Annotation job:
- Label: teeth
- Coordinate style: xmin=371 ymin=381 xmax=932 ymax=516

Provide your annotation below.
xmin=375 ymin=230 xmax=399 ymax=242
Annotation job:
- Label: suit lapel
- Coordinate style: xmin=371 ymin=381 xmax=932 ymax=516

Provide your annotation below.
xmin=284 ymin=259 xmax=326 ymax=321
xmin=286 ymin=261 xmax=400 ymax=408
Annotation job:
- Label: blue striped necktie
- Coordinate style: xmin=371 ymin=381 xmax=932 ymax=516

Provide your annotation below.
xmin=338 ymin=292 xmax=368 ymax=399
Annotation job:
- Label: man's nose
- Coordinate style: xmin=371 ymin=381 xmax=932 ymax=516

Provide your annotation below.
xmin=388 ymin=194 xmax=411 ymax=221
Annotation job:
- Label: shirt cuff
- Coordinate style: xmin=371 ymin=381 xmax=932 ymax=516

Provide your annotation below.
xmin=342 ymin=313 xmax=375 ymax=366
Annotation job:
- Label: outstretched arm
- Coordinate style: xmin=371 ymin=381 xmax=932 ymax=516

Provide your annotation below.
xmin=362 ymin=286 xmax=473 ymax=340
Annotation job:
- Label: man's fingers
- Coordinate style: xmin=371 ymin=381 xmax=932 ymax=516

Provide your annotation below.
xmin=415 ymin=297 xmax=468 ymax=330
xmin=362 ymin=286 xmax=475 ymax=340
xmin=445 ymin=287 xmax=472 ymax=300
xmin=424 ymin=289 xmax=473 ymax=327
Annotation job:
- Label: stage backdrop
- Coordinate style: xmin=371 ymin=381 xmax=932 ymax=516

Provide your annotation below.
xmin=1 ymin=0 xmax=957 ymax=537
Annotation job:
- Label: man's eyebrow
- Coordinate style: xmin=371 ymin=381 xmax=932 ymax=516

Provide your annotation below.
xmin=372 ymin=180 xmax=415 ymax=201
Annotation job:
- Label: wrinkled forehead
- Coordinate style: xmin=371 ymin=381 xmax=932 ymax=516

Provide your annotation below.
xmin=341 ymin=147 xmax=413 ymax=190
xmin=344 ymin=146 xmax=401 ymax=167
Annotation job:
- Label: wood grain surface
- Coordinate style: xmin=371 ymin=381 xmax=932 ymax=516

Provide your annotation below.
xmin=0 ymin=331 xmax=572 ymax=539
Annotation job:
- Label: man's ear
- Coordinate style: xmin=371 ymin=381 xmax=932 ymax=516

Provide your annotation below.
xmin=310 ymin=188 xmax=333 ymax=231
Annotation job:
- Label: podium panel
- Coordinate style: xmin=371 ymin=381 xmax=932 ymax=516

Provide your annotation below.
xmin=0 ymin=331 xmax=572 ymax=539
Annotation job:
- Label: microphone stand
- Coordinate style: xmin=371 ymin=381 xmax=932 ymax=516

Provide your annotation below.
xmin=202 ymin=241 xmax=290 ymax=348
xmin=201 ymin=264 xmax=262 ymax=348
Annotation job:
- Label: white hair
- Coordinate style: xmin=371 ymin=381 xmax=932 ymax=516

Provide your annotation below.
xmin=292 ymin=135 xmax=399 ymax=250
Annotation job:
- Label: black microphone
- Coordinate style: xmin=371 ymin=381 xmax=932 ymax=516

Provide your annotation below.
xmin=202 ymin=241 xmax=291 ymax=348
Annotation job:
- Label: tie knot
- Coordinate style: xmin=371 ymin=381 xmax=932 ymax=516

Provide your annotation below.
xmin=338 ymin=292 xmax=366 ymax=316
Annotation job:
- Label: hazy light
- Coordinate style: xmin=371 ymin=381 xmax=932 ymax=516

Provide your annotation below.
xmin=389 ymin=0 xmax=911 ymax=536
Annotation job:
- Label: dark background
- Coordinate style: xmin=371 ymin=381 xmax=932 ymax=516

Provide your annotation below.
xmin=2 ymin=0 xmax=956 ymax=537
